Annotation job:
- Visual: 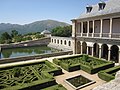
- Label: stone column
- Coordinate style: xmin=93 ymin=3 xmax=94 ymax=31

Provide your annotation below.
xmin=87 ymin=46 xmax=89 ymax=55
xmin=109 ymin=18 xmax=113 ymax=38
xmin=92 ymin=20 xmax=95 ymax=37
xmin=72 ymin=20 xmax=77 ymax=54
xmin=91 ymin=47 xmax=94 ymax=56
xmin=72 ymin=20 xmax=76 ymax=37
xmin=108 ymin=45 xmax=111 ymax=61
xmin=73 ymin=40 xmax=76 ymax=54
xmin=81 ymin=22 xmax=83 ymax=37
xmin=81 ymin=41 xmax=83 ymax=54
xmin=87 ymin=21 xmax=89 ymax=37
xmin=100 ymin=19 xmax=103 ymax=37
xmin=98 ymin=43 xmax=102 ymax=58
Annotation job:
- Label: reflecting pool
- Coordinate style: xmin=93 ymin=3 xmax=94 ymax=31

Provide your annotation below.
xmin=0 ymin=46 xmax=59 ymax=59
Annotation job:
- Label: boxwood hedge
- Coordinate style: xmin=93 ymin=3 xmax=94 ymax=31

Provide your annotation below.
xmin=53 ymin=55 xmax=114 ymax=74
xmin=0 ymin=60 xmax=63 ymax=90
xmin=98 ymin=65 xmax=120 ymax=81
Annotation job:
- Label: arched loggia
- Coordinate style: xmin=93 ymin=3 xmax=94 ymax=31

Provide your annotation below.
xmin=82 ymin=42 xmax=87 ymax=54
xmin=110 ymin=45 xmax=119 ymax=63
xmin=101 ymin=44 xmax=108 ymax=60
xmin=93 ymin=43 xmax=99 ymax=58
xmin=76 ymin=41 xmax=81 ymax=54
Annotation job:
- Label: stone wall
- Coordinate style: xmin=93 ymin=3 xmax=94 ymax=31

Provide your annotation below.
xmin=48 ymin=36 xmax=73 ymax=51
xmin=0 ymin=37 xmax=50 ymax=49
xmin=0 ymin=51 xmax=72 ymax=64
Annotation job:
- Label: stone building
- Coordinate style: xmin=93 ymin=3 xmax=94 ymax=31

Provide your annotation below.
xmin=41 ymin=29 xmax=51 ymax=37
xmin=48 ymin=36 xmax=72 ymax=51
xmin=72 ymin=0 xmax=120 ymax=64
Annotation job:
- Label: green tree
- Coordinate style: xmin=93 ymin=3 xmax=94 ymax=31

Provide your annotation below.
xmin=1 ymin=32 xmax=12 ymax=44
xmin=11 ymin=30 xmax=18 ymax=38
xmin=52 ymin=25 xmax=72 ymax=37
xmin=35 ymin=34 xmax=45 ymax=39
xmin=14 ymin=35 xmax=22 ymax=42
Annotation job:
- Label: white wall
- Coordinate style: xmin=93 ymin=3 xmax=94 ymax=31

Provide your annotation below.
xmin=49 ymin=36 xmax=73 ymax=51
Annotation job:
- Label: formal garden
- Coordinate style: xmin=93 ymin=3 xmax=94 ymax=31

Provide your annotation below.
xmin=0 ymin=60 xmax=66 ymax=90
xmin=53 ymin=55 xmax=115 ymax=74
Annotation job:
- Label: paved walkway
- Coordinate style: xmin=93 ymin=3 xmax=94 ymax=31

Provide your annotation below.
xmin=0 ymin=54 xmax=106 ymax=90
xmin=54 ymin=69 xmax=106 ymax=90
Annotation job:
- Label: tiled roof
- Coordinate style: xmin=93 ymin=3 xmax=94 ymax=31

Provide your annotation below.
xmin=77 ymin=0 xmax=120 ymax=20
xmin=41 ymin=30 xmax=51 ymax=34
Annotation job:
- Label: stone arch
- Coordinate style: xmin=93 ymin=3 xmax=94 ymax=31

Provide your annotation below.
xmin=64 ymin=40 xmax=67 ymax=45
xmin=68 ymin=41 xmax=71 ymax=46
xmin=61 ymin=40 xmax=62 ymax=45
xmin=76 ymin=41 xmax=81 ymax=54
xmin=54 ymin=39 xmax=56 ymax=43
xmin=93 ymin=43 xmax=99 ymax=58
xmin=101 ymin=44 xmax=108 ymax=60
xmin=110 ymin=45 xmax=119 ymax=63
xmin=51 ymin=39 xmax=53 ymax=43
xmin=57 ymin=40 xmax=59 ymax=44
xmin=82 ymin=42 xmax=87 ymax=54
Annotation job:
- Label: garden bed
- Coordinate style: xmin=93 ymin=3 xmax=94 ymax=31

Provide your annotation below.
xmin=0 ymin=60 xmax=63 ymax=90
xmin=53 ymin=55 xmax=114 ymax=74
xmin=98 ymin=65 xmax=120 ymax=81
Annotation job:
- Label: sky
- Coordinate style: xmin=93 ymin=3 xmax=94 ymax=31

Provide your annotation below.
xmin=0 ymin=0 xmax=107 ymax=25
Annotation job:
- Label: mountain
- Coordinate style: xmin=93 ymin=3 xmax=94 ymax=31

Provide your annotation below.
xmin=0 ymin=20 xmax=70 ymax=35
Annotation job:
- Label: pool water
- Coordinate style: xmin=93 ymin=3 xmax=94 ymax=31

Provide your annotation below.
xmin=0 ymin=46 xmax=59 ymax=59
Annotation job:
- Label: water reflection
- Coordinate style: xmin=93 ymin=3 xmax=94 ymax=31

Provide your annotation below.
xmin=1 ymin=46 xmax=59 ymax=59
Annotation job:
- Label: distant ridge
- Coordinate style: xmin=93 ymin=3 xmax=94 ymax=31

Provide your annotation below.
xmin=0 ymin=20 xmax=70 ymax=35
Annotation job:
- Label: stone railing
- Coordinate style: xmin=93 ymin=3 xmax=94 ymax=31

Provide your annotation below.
xmin=102 ymin=33 xmax=109 ymax=38
xmin=88 ymin=33 xmax=92 ymax=37
xmin=111 ymin=33 xmax=120 ymax=38
xmin=76 ymin=33 xmax=120 ymax=39
xmin=82 ymin=33 xmax=87 ymax=37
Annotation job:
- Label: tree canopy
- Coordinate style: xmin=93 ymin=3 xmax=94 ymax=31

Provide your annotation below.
xmin=51 ymin=25 xmax=72 ymax=37
xmin=0 ymin=30 xmax=45 ymax=44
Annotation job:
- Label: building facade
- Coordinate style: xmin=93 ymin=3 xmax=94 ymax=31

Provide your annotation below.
xmin=72 ymin=0 xmax=120 ymax=64
xmin=48 ymin=36 xmax=72 ymax=51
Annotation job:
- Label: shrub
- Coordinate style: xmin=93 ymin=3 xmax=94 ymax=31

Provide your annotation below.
xmin=53 ymin=55 xmax=114 ymax=74
xmin=98 ymin=66 xmax=120 ymax=81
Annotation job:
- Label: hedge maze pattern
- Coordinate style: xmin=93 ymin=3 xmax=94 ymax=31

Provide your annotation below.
xmin=60 ymin=55 xmax=106 ymax=67
xmin=0 ymin=60 xmax=59 ymax=90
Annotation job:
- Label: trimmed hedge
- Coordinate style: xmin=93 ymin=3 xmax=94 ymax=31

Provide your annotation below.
xmin=98 ymin=65 xmax=120 ymax=81
xmin=53 ymin=55 xmax=114 ymax=74
xmin=0 ymin=60 xmax=63 ymax=90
